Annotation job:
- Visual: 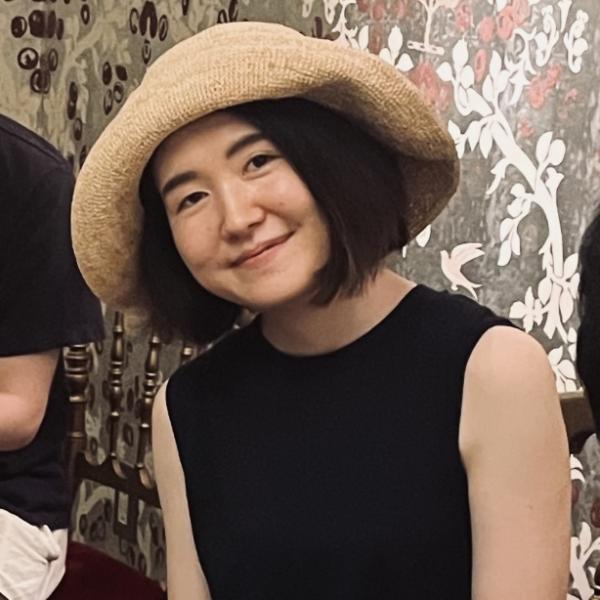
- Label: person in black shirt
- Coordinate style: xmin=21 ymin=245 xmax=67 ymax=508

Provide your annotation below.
xmin=0 ymin=114 xmax=104 ymax=600
xmin=577 ymin=208 xmax=600 ymax=431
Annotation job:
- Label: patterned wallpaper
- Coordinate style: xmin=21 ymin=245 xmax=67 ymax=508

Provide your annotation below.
xmin=0 ymin=0 xmax=598 ymax=596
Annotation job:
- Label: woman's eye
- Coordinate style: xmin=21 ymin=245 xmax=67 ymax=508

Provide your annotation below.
xmin=177 ymin=192 xmax=206 ymax=212
xmin=247 ymin=154 xmax=273 ymax=171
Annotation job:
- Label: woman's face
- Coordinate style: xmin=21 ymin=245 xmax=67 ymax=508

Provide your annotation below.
xmin=152 ymin=111 xmax=330 ymax=312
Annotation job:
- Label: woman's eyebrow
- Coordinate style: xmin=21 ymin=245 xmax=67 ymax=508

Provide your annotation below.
xmin=161 ymin=170 xmax=198 ymax=198
xmin=225 ymin=132 xmax=267 ymax=159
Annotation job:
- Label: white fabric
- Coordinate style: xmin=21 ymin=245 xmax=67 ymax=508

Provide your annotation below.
xmin=0 ymin=509 xmax=68 ymax=600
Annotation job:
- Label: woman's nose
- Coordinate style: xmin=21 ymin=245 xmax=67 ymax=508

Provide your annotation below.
xmin=218 ymin=182 xmax=265 ymax=238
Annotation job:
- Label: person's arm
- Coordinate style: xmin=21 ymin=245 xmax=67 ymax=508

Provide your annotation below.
xmin=152 ymin=382 xmax=212 ymax=599
xmin=0 ymin=350 xmax=59 ymax=450
xmin=459 ymin=326 xmax=570 ymax=599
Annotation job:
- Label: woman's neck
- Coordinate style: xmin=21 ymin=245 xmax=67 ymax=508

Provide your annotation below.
xmin=259 ymin=269 xmax=416 ymax=356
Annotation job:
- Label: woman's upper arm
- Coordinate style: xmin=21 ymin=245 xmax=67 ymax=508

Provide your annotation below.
xmin=459 ymin=326 xmax=570 ymax=600
xmin=152 ymin=381 xmax=211 ymax=599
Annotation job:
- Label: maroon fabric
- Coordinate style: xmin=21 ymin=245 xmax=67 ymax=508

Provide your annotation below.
xmin=49 ymin=542 xmax=166 ymax=600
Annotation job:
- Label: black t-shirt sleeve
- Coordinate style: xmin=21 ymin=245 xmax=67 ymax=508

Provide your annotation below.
xmin=0 ymin=166 xmax=104 ymax=356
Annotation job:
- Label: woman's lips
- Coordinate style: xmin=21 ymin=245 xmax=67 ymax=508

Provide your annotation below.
xmin=233 ymin=233 xmax=292 ymax=268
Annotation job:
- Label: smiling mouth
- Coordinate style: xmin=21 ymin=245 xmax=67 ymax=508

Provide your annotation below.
xmin=232 ymin=233 xmax=292 ymax=267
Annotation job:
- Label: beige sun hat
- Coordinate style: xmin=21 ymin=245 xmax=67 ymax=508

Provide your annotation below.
xmin=72 ymin=21 xmax=459 ymax=316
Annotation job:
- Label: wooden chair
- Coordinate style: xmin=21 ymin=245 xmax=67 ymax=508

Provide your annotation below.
xmin=49 ymin=312 xmax=198 ymax=599
xmin=560 ymin=390 xmax=596 ymax=455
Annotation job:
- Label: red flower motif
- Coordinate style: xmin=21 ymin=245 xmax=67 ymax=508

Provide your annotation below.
xmin=357 ymin=0 xmax=370 ymax=13
xmin=546 ymin=63 xmax=561 ymax=87
xmin=409 ymin=61 xmax=452 ymax=114
xmin=372 ymin=0 xmax=386 ymax=21
xmin=474 ymin=48 xmax=488 ymax=83
xmin=368 ymin=22 xmax=385 ymax=54
xmin=496 ymin=7 xmax=515 ymax=40
xmin=394 ymin=0 xmax=406 ymax=19
xmin=527 ymin=74 xmax=546 ymax=109
xmin=517 ymin=118 xmax=534 ymax=139
xmin=454 ymin=1 xmax=472 ymax=34
xmin=558 ymin=87 xmax=579 ymax=119
xmin=564 ymin=87 xmax=578 ymax=103
xmin=527 ymin=64 xmax=562 ymax=109
xmin=572 ymin=481 xmax=580 ymax=506
xmin=512 ymin=0 xmax=530 ymax=25
xmin=496 ymin=0 xmax=531 ymax=40
xmin=477 ymin=16 xmax=496 ymax=44
xmin=591 ymin=497 xmax=600 ymax=527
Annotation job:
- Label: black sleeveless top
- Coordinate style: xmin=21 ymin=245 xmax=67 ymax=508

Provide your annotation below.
xmin=167 ymin=285 xmax=514 ymax=599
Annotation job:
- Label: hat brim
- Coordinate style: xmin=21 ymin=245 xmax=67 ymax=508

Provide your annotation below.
xmin=72 ymin=21 xmax=459 ymax=315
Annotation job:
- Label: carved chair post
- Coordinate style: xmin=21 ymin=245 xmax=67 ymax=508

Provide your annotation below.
xmin=63 ymin=343 xmax=92 ymax=499
xmin=135 ymin=333 xmax=161 ymax=488
xmin=108 ymin=312 xmax=125 ymax=461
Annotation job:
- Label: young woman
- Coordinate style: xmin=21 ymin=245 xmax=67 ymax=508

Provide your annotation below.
xmin=72 ymin=22 xmax=570 ymax=600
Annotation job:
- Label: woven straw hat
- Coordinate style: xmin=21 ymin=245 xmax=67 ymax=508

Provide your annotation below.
xmin=72 ymin=21 xmax=459 ymax=315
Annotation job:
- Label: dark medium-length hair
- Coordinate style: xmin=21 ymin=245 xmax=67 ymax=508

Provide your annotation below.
xmin=139 ymin=97 xmax=409 ymax=345
xmin=577 ymin=208 xmax=600 ymax=433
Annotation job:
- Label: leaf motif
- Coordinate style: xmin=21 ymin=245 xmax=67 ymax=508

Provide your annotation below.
xmin=510 ymin=231 xmax=521 ymax=255
xmin=509 ymin=301 xmax=527 ymax=319
xmin=437 ymin=62 xmax=453 ymax=82
xmin=466 ymin=89 xmax=493 ymax=116
xmin=507 ymin=197 xmax=523 ymax=218
xmin=457 ymin=86 xmax=469 ymax=111
xmin=379 ymin=48 xmax=393 ymax=65
xmin=568 ymin=327 xmax=578 ymax=343
xmin=482 ymin=76 xmax=494 ymax=102
xmin=358 ymin=25 xmax=369 ymax=50
xmin=545 ymin=167 xmax=565 ymax=196
xmin=452 ymin=40 xmax=469 ymax=69
xmin=548 ymin=139 xmax=566 ymax=166
xmin=560 ymin=289 xmax=574 ymax=321
xmin=460 ymin=66 xmax=475 ymax=89
xmin=489 ymin=51 xmax=502 ymax=78
xmin=466 ymin=120 xmax=482 ymax=151
xmin=496 ymin=70 xmax=510 ymax=93
xmin=538 ymin=277 xmax=552 ymax=304
xmin=397 ymin=53 xmax=414 ymax=72
xmin=569 ymin=272 xmax=580 ymax=297
xmin=564 ymin=253 xmax=579 ymax=279
xmin=388 ymin=25 xmax=403 ymax=58
xmin=535 ymin=131 xmax=554 ymax=164
xmin=558 ymin=359 xmax=576 ymax=380
xmin=543 ymin=313 xmax=557 ymax=339
xmin=497 ymin=239 xmax=512 ymax=266
xmin=548 ymin=346 xmax=564 ymax=365
xmin=486 ymin=158 xmax=510 ymax=195
xmin=525 ymin=286 xmax=534 ymax=306
xmin=415 ymin=225 xmax=432 ymax=248
xmin=447 ymin=119 xmax=462 ymax=142
xmin=500 ymin=218 xmax=513 ymax=241
xmin=580 ymin=522 xmax=592 ymax=554
xmin=480 ymin=124 xmax=493 ymax=158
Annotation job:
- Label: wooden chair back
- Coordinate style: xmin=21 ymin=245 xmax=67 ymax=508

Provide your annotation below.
xmin=560 ymin=390 xmax=595 ymax=455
